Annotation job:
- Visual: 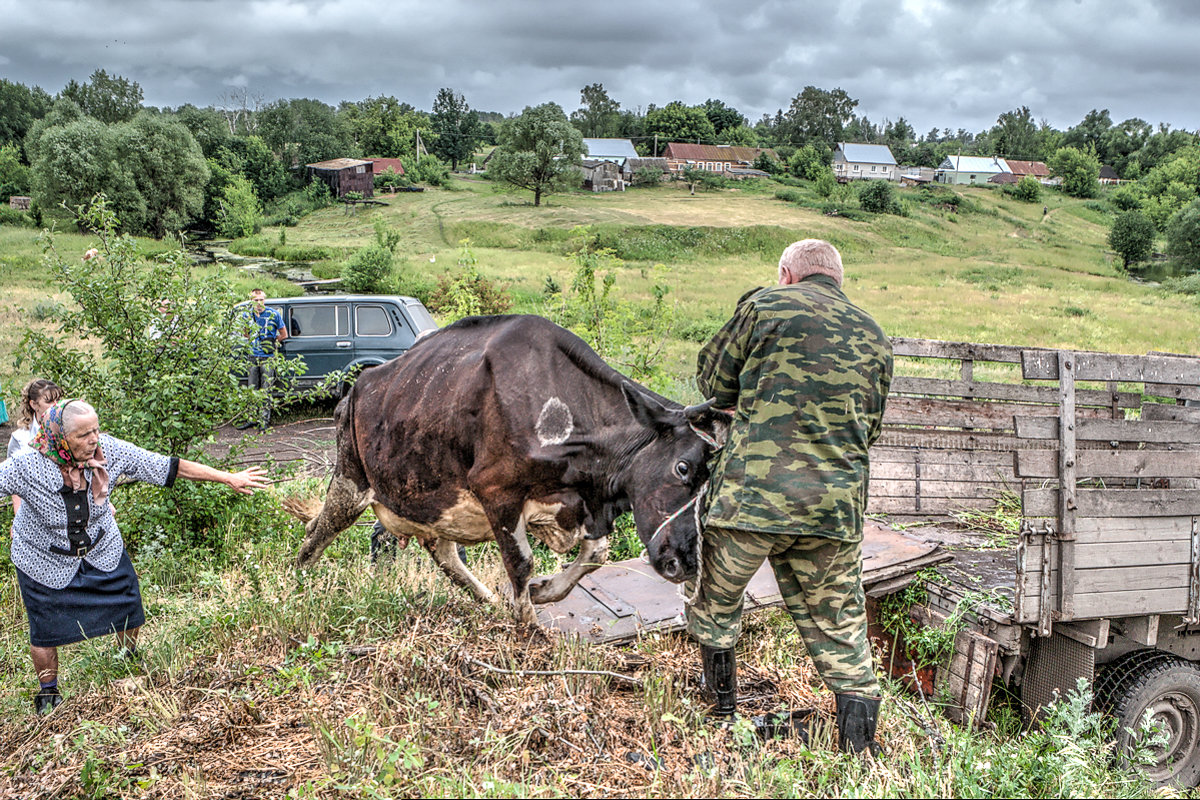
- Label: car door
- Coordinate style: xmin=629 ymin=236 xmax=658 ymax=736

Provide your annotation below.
xmin=352 ymin=301 xmax=416 ymax=366
xmin=282 ymin=301 xmax=352 ymax=386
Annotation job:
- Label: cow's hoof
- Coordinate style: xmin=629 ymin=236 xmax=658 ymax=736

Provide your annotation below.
xmin=528 ymin=577 xmax=562 ymax=604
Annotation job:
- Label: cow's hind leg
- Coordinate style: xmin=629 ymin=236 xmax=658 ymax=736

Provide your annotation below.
xmin=423 ymin=538 xmax=500 ymax=605
xmin=296 ymin=475 xmax=373 ymax=567
xmin=528 ymin=535 xmax=610 ymax=604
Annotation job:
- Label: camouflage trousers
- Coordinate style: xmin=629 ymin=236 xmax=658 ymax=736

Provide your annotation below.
xmin=684 ymin=525 xmax=879 ymax=697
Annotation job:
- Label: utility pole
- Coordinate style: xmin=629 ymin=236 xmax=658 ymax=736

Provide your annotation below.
xmin=653 ymin=133 xmax=658 ymax=156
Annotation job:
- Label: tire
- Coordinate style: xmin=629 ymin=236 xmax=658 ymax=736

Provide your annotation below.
xmin=1101 ymin=654 xmax=1200 ymax=788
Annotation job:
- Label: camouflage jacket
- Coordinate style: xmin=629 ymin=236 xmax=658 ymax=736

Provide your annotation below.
xmin=696 ymin=276 xmax=893 ymax=541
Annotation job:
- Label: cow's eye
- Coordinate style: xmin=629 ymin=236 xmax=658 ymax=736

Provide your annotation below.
xmin=674 ymin=460 xmax=691 ymax=480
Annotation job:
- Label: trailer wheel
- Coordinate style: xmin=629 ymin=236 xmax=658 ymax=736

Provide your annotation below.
xmin=1103 ymin=655 xmax=1200 ymax=788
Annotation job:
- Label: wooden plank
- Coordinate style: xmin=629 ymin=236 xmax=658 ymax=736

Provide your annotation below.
xmin=890 ymin=376 xmax=1139 ymax=409
xmin=891 ymin=337 xmax=1033 ymax=362
xmin=876 ymin=429 xmax=1041 ymax=452
xmin=1074 ymin=516 xmax=1193 ymax=541
xmin=871 ymin=447 xmax=1015 ymax=467
xmin=1023 ymin=489 xmax=1200 ymax=518
xmin=1145 ymin=383 xmax=1200 ymax=403
xmin=873 ymin=461 xmax=1015 ymax=482
xmin=870 ymin=478 xmax=1010 ymax=499
xmin=1016 ymin=449 xmax=1200 ymax=479
xmin=1024 ymin=538 xmax=1193 ymax=570
xmin=1057 ymin=351 xmax=1078 ymax=619
xmin=1142 ymin=403 xmax=1200 ymax=423
xmin=867 ymin=495 xmax=998 ymax=515
xmin=884 ymin=396 xmax=1052 ymax=430
xmin=1015 ymin=416 xmax=1200 ymax=444
xmin=1023 ymin=349 xmax=1200 ymax=385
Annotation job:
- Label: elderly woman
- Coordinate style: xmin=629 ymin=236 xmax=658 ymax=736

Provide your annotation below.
xmin=0 ymin=398 xmax=270 ymax=714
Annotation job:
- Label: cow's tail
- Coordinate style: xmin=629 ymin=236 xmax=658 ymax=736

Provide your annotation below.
xmin=282 ymin=495 xmax=323 ymax=523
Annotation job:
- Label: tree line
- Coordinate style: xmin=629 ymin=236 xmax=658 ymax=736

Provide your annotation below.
xmin=1 ymin=71 xmax=1198 ymax=241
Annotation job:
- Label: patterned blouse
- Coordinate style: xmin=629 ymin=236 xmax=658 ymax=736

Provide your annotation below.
xmin=0 ymin=434 xmax=178 ymax=589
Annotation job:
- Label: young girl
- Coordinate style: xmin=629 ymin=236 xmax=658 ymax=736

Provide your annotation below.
xmin=7 ymin=380 xmax=64 ymax=515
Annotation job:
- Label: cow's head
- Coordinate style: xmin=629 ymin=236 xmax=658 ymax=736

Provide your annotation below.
xmin=620 ymin=383 xmax=730 ymax=583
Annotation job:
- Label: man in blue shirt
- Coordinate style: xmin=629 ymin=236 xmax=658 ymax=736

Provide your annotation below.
xmin=240 ymin=289 xmax=288 ymax=430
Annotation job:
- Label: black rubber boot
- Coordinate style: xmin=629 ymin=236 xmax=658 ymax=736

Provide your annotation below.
xmin=836 ymin=694 xmax=882 ymax=756
xmin=34 ymin=686 xmax=62 ymax=716
xmin=700 ymin=645 xmax=737 ymax=718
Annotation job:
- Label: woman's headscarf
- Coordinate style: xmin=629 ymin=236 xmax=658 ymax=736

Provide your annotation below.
xmin=31 ymin=399 xmax=110 ymax=507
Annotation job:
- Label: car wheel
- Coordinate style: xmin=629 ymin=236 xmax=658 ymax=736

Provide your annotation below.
xmin=1099 ymin=653 xmax=1200 ymax=788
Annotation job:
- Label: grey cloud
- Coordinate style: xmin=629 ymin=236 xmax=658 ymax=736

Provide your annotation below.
xmin=0 ymin=0 xmax=1197 ymax=134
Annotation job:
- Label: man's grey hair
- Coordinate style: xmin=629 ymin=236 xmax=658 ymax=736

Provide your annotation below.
xmin=61 ymin=399 xmax=99 ymax=434
xmin=778 ymin=239 xmax=844 ymax=287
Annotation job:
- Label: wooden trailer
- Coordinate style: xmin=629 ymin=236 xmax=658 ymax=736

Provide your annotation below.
xmin=875 ymin=339 xmax=1200 ymax=788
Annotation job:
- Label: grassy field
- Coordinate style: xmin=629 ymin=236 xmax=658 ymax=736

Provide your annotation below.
xmin=0 ymin=176 xmax=1195 ymax=797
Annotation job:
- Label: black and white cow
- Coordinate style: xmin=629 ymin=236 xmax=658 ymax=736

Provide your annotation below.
xmin=287 ymin=314 xmax=729 ymax=624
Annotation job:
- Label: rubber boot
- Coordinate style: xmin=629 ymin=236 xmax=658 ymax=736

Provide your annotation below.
xmin=34 ymin=686 xmax=62 ymax=716
xmin=700 ymin=645 xmax=737 ymax=718
xmin=836 ymin=694 xmax=882 ymax=756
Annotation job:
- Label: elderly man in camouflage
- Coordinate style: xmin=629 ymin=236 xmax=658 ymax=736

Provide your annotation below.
xmin=688 ymin=238 xmax=893 ymax=755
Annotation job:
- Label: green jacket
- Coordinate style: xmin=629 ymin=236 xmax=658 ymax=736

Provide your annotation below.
xmin=696 ymin=276 xmax=893 ymax=541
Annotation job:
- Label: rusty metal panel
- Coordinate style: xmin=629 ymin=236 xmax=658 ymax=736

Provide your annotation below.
xmin=537 ymin=520 xmax=951 ymax=644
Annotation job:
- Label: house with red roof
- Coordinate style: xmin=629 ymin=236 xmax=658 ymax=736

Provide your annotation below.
xmin=661 ymin=143 xmax=778 ymax=175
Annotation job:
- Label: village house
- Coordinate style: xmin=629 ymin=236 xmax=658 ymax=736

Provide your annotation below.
xmin=935 ymin=154 xmax=1011 ymax=185
xmin=660 ymin=143 xmax=778 ymax=175
xmin=306 ymin=158 xmax=375 ymax=199
xmin=1099 ymin=165 xmax=1123 ymax=185
xmin=578 ymin=159 xmax=625 ymax=192
xmin=833 ymin=143 xmax=898 ymax=181
xmin=1004 ymin=159 xmax=1058 ymax=186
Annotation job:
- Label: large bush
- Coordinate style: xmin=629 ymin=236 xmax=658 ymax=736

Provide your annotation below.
xmin=1166 ymin=200 xmax=1200 ymax=274
xmin=858 ymin=179 xmax=900 ymax=214
xmin=1108 ymin=210 xmax=1157 ymax=269
xmin=1010 ymin=175 xmax=1042 ymax=202
xmin=215 ymin=173 xmax=263 ymax=239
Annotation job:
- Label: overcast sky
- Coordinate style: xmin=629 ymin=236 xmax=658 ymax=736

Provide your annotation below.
xmin=2 ymin=0 xmax=1199 ymax=137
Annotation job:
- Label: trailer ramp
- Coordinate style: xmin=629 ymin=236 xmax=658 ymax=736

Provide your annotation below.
xmin=537 ymin=520 xmax=951 ymax=644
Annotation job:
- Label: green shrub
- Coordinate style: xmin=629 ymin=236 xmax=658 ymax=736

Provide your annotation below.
xmin=274 ymin=244 xmax=338 ymax=262
xmin=633 ymin=166 xmax=662 ymax=186
xmin=813 ymin=170 xmax=836 ymax=198
xmin=1109 ymin=184 xmax=1144 ymax=211
xmin=341 ymin=244 xmax=393 ymax=293
xmin=30 ymin=299 xmax=67 ymax=320
xmin=1009 ymin=175 xmax=1042 ymax=202
xmin=215 ymin=174 xmax=263 ymax=239
xmin=858 ymin=179 xmax=900 ymax=214
xmin=0 ymin=206 xmax=34 ymax=227
xmin=425 ymin=240 xmax=512 ymax=319
xmin=774 ymin=187 xmax=803 ymax=203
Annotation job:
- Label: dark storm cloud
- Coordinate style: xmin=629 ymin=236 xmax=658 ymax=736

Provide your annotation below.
xmin=1 ymin=0 xmax=1197 ymax=134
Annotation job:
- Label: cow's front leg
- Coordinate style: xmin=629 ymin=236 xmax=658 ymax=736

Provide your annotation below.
xmin=529 ymin=535 xmax=610 ymax=604
xmin=423 ymin=538 xmax=500 ymax=605
xmin=484 ymin=503 xmax=538 ymax=627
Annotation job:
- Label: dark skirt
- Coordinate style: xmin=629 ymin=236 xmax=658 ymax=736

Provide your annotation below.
xmin=16 ymin=551 xmax=146 ymax=647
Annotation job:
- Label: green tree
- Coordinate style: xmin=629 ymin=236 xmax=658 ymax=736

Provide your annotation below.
xmin=114 ymin=113 xmax=210 ymax=237
xmin=488 ymin=102 xmax=585 ymax=206
xmin=1048 ymin=146 xmax=1100 ymax=198
xmin=1167 ymin=201 xmax=1200 ymax=274
xmin=258 ymin=98 xmax=358 ymax=168
xmin=788 ymin=143 xmax=830 ymax=181
xmin=571 ymin=83 xmax=621 ymax=138
xmin=24 ymin=97 xmax=85 ymax=165
xmin=430 ymin=88 xmax=481 ymax=171
xmin=1139 ymin=146 xmax=1200 ymax=230
xmin=0 ymin=78 xmax=52 ymax=149
xmin=30 ymin=118 xmax=138 ymax=222
xmin=215 ymin=173 xmax=262 ymax=238
xmin=1063 ymin=109 xmax=1113 ymax=155
xmin=1108 ymin=210 xmax=1156 ymax=269
xmin=227 ymin=134 xmax=291 ymax=201
xmin=702 ymin=99 xmax=745 ymax=135
xmin=718 ymin=125 xmax=759 ymax=147
xmin=643 ymin=101 xmax=716 ymax=146
xmin=991 ymin=106 xmax=1038 ymax=159
xmin=783 ymin=86 xmax=858 ymax=149
xmin=172 ymin=103 xmax=233 ymax=158
xmin=341 ymin=95 xmax=416 ymax=157
xmin=0 ymin=143 xmax=31 ymax=197
xmin=60 ymin=69 xmax=144 ymax=124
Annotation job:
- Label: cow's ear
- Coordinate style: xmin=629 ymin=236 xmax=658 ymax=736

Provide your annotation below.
xmin=622 ymin=382 xmax=677 ymax=432
xmin=684 ymin=399 xmax=731 ymax=448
